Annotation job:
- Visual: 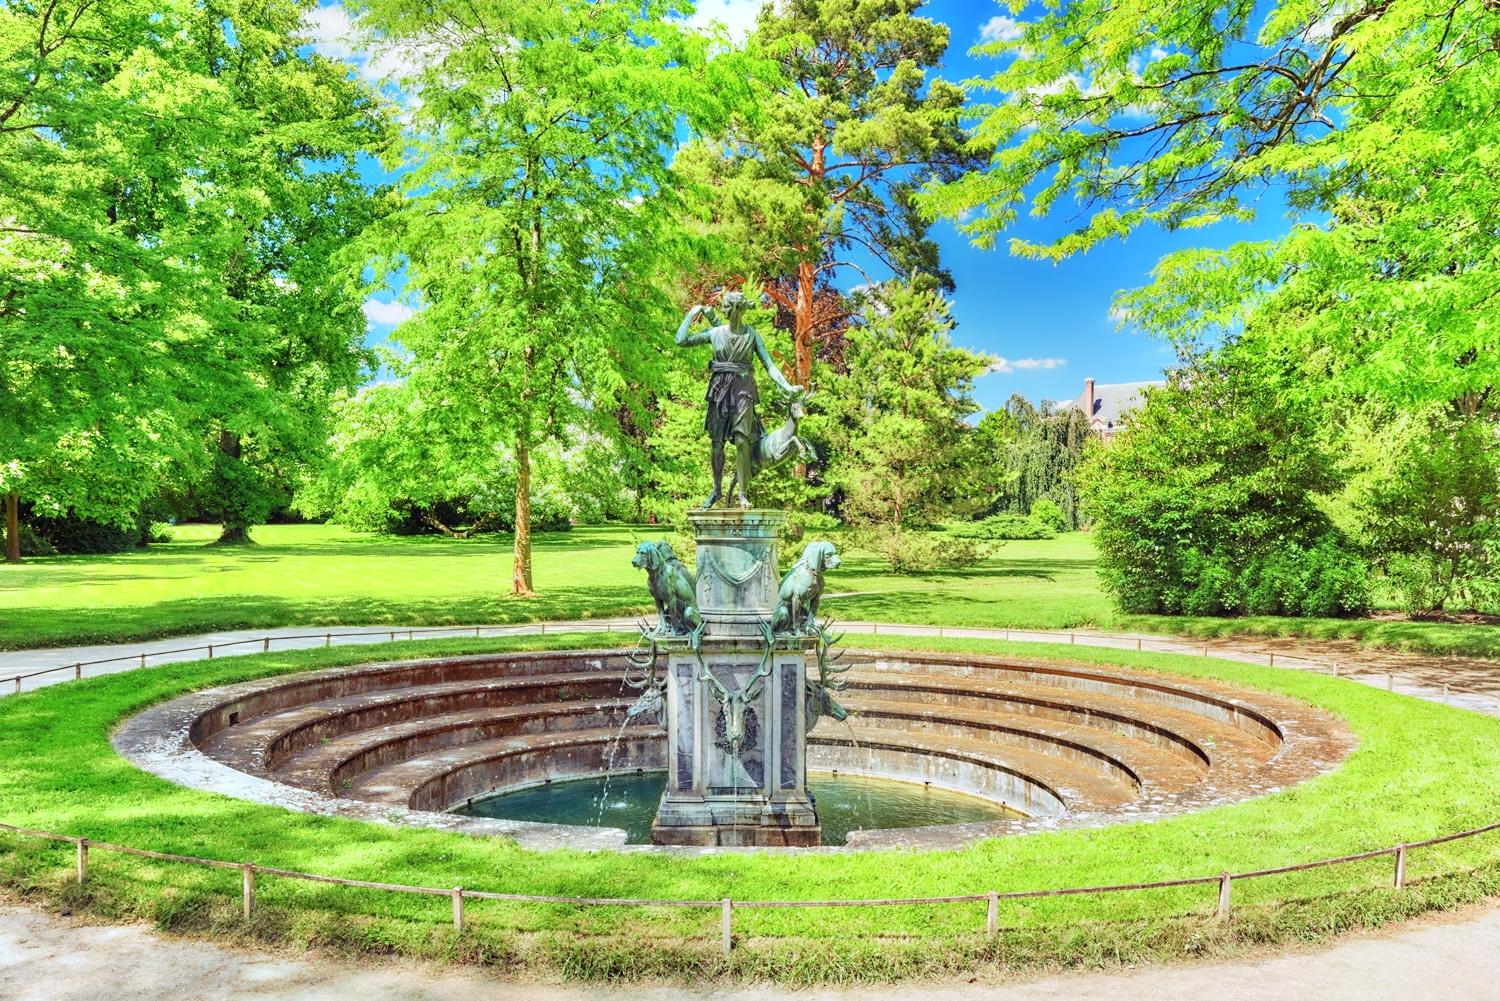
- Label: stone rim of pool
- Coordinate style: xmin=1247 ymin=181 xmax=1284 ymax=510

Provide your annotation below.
xmin=113 ymin=647 xmax=1355 ymax=853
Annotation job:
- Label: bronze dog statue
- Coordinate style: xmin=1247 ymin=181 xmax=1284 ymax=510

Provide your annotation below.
xmin=773 ymin=540 xmax=840 ymax=636
xmin=631 ymin=540 xmax=704 ymax=645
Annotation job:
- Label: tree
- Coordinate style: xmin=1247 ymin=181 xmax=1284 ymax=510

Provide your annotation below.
xmin=676 ymin=0 xmax=980 ymax=393
xmin=303 ymin=381 xmax=623 ymax=536
xmin=188 ymin=0 xmax=387 ymax=545
xmin=1336 ymin=407 xmax=1499 ymax=614
xmin=1080 ymin=356 xmax=1370 ymax=617
xmin=0 ymin=0 xmax=208 ymax=560
xmin=0 ymin=0 xmax=385 ymax=559
xmin=920 ymin=0 xmax=1497 ymax=414
xmin=359 ymin=0 xmax=745 ymax=595
xmin=975 ymin=395 xmax=1093 ymax=529
xmin=820 ymin=281 xmax=989 ymax=529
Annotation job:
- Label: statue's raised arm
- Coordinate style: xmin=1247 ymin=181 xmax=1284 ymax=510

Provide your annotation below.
xmin=675 ymin=304 xmax=712 ymax=348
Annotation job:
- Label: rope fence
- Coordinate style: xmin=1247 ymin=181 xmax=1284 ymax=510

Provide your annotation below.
xmin=2 ymin=818 xmax=1497 ymax=955
xmin=3 ymin=620 xmax=1497 ymax=713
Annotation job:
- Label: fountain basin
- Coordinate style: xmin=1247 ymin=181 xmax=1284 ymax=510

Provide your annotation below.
xmin=456 ymin=770 xmax=1024 ymax=846
xmin=114 ymin=647 xmax=1356 ymax=852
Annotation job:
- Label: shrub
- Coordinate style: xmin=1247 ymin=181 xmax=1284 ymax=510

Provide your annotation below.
xmin=17 ymin=523 xmax=57 ymax=557
xmin=949 ymin=513 xmax=1054 ymax=541
xmin=854 ymin=525 xmax=987 ymax=573
xmin=1083 ymin=360 xmax=1371 ymax=619
xmin=1029 ymin=497 xmax=1068 ymax=532
xmin=26 ymin=511 xmax=143 ymax=554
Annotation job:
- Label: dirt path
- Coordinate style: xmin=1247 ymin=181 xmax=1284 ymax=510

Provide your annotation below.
xmin=5 ymin=901 xmax=1500 ymax=1001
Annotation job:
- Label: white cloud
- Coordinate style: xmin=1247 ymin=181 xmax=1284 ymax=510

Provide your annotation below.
xmin=986 ymin=357 xmax=1067 ymax=375
xmin=688 ymin=0 xmax=765 ymax=43
xmin=979 ymin=15 xmax=1025 ymax=44
xmin=362 ymin=298 xmax=416 ymax=327
xmin=301 ymin=3 xmax=357 ymax=61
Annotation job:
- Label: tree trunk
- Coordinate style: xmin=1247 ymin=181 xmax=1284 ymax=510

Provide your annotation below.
xmin=4 ymin=492 xmax=18 ymax=563
xmin=512 ymin=437 xmax=537 ymax=597
xmin=214 ymin=430 xmax=253 ymax=545
xmin=793 ymin=257 xmax=816 ymax=391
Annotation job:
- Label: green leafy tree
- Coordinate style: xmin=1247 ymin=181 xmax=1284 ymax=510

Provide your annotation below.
xmin=190 ymin=0 xmax=387 ymax=544
xmin=975 ymin=395 xmax=1093 ymax=529
xmin=1080 ymin=356 xmax=1370 ymax=617
xmin=303 ymin=380 xmax=623 ymax=536
xmin=677 ymin=0 xmax=979 ymax=392
xmin=921 ymin=0 xmax=1497 ymax=414
xmin=0 ymin=0 xmax=385 ymax=559
xmin=1337 ymin=408 xmax=1499 ymax=614
xmin=817 ymin=282 xmax=989 ymax=568
xmin=359 ymin=0 xmax=744 ymax=595
xmin=0 ymin=0 xmax=209 ymax=560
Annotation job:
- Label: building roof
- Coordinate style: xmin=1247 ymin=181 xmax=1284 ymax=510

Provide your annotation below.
xmin=1068 ymin=380 xmax=1162 ymax=428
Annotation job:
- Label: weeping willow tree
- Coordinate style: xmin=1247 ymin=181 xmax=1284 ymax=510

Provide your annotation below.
xmin=977 ymin=395 xmax=1094 ymax=529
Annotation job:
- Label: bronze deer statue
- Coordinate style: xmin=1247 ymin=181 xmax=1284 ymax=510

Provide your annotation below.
xmin=726 ymin=396 xmax=812 ymax=501
xmin=698 ymin=621 xmax=777 ymax=758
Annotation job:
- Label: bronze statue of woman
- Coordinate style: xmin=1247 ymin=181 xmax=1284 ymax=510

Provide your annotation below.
xmin=676 ymin=291 xmax=804 ymax=509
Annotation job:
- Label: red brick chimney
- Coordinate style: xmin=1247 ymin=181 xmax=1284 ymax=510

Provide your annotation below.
xmin=1084 ymin=377 xmax=1096 ymax=419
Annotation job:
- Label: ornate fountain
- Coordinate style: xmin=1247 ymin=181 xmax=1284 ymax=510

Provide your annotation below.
xmin=626 ymin=292 xmax=847 ymax=846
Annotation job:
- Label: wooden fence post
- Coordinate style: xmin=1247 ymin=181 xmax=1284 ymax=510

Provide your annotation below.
xmin=207 ymin=645 xmax=214 ymax=659
xmin=1387 ymin=673 xmax=1394 ymax=691
xmin=452 ymin=887 xmax=465 ymax=932
xmin=75 ymin=838 xmax=88 ymax=884
xmin=1217 ymin=872 xmax=1232 ymax=920
xmin=986 ymin=891 xmax=998 ymax=937
xmin=242 ymin=865 xmax=256 ymax=919
xmin=12 ymin=678 xmax=18 ymax=694
xmin=263 ymin=638 xmax=270 ymax=653
xmin=1136 ymin=638 xmax=1142 ymax=651
xmin=1394 ymin=845 xmax=1408 ymax=889
xmin=74 ymin=663 xmax=82 ymax=680
xmin=721 ymin=898 xmax=732 ymax=956
xmin=1268 ymin=652 xmax=1276 ymax=667
xmin=325 ymin=633 xmax=332 ymax=648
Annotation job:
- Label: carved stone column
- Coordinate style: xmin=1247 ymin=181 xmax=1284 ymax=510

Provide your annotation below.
xmin=650 ymin=509 xmax=820 ymax=847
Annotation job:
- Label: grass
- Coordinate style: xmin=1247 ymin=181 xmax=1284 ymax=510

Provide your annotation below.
xmin=2 ymin=522 xmax=1495 ymax=658
xmin=1 ymin=632 xmax=1499 ymax=982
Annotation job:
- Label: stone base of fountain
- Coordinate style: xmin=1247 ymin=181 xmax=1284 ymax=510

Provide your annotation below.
xmin=650 ymin=642 xmax=820 ymax=847
xmin=648 ymin=509 xmax=822 ymax=847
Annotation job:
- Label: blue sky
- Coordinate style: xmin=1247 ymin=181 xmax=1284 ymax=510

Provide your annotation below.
xmin=318 ymin=0 xmax=1298 ymax=412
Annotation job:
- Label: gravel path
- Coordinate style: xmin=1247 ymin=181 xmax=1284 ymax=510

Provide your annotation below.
xmin=4 ymin=901 xmax=1499 ymax=1001
xmin=4 ymin=618 xmax=1497 ymax=715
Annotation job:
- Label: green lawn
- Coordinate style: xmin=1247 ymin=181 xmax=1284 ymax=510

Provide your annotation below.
xmin=1 ymin=633 xmax=1498 ymax=981
xmin=0 ymin=522 xmax=1495 ymax=658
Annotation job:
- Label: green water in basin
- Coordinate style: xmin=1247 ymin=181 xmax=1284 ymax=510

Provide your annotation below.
xmin=454 ymin=770 xmax=1020 ymax=845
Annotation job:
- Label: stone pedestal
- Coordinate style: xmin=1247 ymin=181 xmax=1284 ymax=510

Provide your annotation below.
xmin=650 ymin=509 xmax=820 ymax=847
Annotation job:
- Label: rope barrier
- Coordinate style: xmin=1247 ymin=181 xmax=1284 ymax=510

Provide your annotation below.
xmin=0 ymin=817 xmax=1496 ymax=951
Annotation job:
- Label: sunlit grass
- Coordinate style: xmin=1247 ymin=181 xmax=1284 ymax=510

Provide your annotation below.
xmin=0 ymin=523 xmax=1494 ymax=656
xmin=1 ymin=632 xmax=1498 ymax=981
